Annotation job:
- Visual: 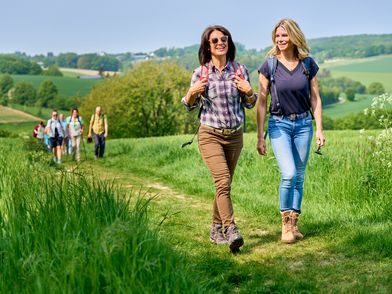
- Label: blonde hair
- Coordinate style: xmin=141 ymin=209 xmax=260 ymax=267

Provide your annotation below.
xmin=267 ymin=18 xmax=310 ymax=60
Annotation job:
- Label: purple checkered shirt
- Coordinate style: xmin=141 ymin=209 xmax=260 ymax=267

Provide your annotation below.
xmin=182 ymin=61 xmax=256 ymax=129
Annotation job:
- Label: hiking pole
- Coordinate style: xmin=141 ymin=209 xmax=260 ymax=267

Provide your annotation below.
xmin=181 ymin=123 xmax=200 ymax=148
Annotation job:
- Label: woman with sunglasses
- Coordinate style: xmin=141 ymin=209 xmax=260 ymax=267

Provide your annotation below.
xmin=256 ymin=19 xmax=325 ymax=243
xmin=182 ymin=25 xmax=257 ymax=253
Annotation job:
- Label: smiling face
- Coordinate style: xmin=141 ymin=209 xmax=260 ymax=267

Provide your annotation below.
xmin=209 ymin=30 xmax=229 ymax=58
xmin=275 ymin=26 xmax=294 ymax=53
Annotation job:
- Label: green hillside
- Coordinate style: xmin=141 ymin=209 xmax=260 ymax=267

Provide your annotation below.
xmin=11 ymin=74 xmax=101 ymax=97
xmin=320 ymin=55 xmax=392 ymax=92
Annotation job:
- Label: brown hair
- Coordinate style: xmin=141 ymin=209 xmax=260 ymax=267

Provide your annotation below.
xmin=198 ymin=25 xmax=236 ymax=65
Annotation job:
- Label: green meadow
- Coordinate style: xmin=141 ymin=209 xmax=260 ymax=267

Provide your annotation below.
xmin=11 ymin=74 xmax=101 ymax=97
xmin=1 ymin=128 xmax=391 ymax=292
xmin=321 ymin=55 xmax=392 ymax=92
xmin=320 ymin=55 xmax=392 ymax=117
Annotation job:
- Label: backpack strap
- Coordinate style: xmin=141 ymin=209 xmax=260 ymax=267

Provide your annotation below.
xmin=301 ymin=57 xmax=314 ymax=119
xmin=267 ymin=57 xmax=282 ymax=115
xmin=231 ymin=61 xmax=247 ymax=132
xmin=267 ymin=57 xmax=278 ymax=83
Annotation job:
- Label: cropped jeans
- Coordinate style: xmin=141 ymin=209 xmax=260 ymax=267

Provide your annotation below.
xmin=268 ymin=113 xmax=313 ymax=212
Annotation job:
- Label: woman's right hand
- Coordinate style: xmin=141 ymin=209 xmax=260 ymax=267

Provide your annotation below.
xmin=257 ymin=137 xmax=267 ymax=156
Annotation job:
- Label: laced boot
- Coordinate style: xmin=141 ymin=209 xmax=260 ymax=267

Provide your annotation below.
xmin=291 ymin=211 xmax=304 ymax=240
xmin=225 ymin=225 xmax=244 ymax=253
xmin=209 ymin=223 xmax=228 ymax=245
xmin=281 ymin=211 xmax=296 ymax=244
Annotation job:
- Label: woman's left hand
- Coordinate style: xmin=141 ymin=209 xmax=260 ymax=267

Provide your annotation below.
xmin=316 ymin=129 xmax=325 ymax=147
xmin=234 ymin=75 xmax=253 ymax=96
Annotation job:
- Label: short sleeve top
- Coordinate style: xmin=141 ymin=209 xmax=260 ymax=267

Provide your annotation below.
xmin=258 ymin=57 xmax=319 ymax=115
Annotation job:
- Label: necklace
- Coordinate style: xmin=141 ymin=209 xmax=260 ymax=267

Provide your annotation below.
xmin=279 ymin=58 xmax=298 ymax=71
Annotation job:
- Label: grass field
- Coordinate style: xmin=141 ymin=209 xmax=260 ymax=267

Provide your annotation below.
xmin=11 ymin=74 xmax=101 ymax=97
xmin=1 ymin=127 xmax=389 ymax=292
xmin=319 ymin=55 xmax=392 ymax=117
xmin=320 ymin=55 xmax=392 ymax=92
xmin=323 ymin=94 xmax=374 ymax=118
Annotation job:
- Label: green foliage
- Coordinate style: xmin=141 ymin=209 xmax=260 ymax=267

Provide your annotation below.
xmin=345 ymin=88 xmax=356 ymax=101
xmin=56 ymin=52 xmax=78 ymax=68
xmin=12 ymin=82 xmax=37 ymax=105
xmin=42 ymin=64 xmax=63 ymax=76
xmin=37 ymin=80 xmax=58 ymax=107
xmin=309 ymin=34 xmax=392 ymax=62
xmin=367 ymin=82 xmax=385 ymax=95
xmin=0 ymin=74 xmax=13 ymax=94
xmin=0 ymin=55 xmax=42 ymax=75
xmin=76 ymin=53 xmax=121 ymax=71
xmin=319 ymin=76 xmax=366 ymax=105
xmin=80 ymin=61 xmax=192 ymax=138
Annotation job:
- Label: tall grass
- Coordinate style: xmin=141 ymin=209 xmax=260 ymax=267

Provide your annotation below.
xmin=0 ymin=139 xmax=209 ymax=293
xmin=99 ymin=130 xmax=392 ymax=270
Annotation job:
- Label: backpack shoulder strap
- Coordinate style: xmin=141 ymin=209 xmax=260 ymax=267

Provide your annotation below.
xmin=301 ymin=57 xmax=312 ymax=80
xmin=231 ymin=61 xmax=244 ymax=80
xmin=267 ymin=57 xmax=278 ymax=82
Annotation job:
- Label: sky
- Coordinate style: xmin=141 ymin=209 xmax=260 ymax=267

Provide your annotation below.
xmin=1 ymin=0 xmax=392 ymax=55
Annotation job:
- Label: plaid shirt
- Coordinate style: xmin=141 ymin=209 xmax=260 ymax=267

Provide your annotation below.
xmin=182 ymin=61 xmax=256 ymax=129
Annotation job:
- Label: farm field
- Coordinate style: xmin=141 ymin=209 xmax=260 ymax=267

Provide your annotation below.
xmin=1 ymin=129 xmax=390 ymax=292
xmin=11 ymin=74 xmax=101 ymax=97
xmin=320 ymin=54 xmax=392 ymax=92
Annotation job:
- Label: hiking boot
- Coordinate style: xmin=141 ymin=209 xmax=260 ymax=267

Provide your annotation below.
xmin=225 ymin=225 xmax=244 ymax=253
xmin=209 ymin=224 xmax=228 ymax=245
xmin=291 ymin=211 xmax=304 ymax=240
xmin=281 ymin=211 xmax=296 ymax=244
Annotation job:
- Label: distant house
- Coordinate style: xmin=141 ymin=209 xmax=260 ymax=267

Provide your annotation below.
xmin=131 ymin=53 xmax=149 ymax=61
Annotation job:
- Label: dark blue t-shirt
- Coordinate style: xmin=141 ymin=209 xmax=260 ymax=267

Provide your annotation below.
xmin=258 ymin=57 xmax=319 ymax=115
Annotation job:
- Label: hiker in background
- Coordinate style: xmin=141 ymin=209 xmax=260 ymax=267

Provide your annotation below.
xmin=45 ymin=109 xmax=65 ymax=164
xmin=67 ymin=108 xmax=84 ymax=162
xmin=182 ymin=25 xmax=257 ymax=253
xmin=59 ymin=113 xmax=71 ymax=156
xmin=32 ymin=121 xmax=45 ymax=140
xmin=88 ymin=106 xmax=108 ymax=159
xmin=256 ymin=18 xmax=325 ymax=243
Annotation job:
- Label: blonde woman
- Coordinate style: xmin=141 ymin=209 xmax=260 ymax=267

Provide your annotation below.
xmin=256 ymin=19 xmax=325 ymax=243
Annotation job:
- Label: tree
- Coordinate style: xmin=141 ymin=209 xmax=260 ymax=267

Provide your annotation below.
xmin=80 ymin=61 xmax=191 ymax=138
xmin=0 ymin=74 xmax=13 ymax=95
xmin=43 ymin=65 xmax=63 ymax=76
xmin=367 ymin=82 xmax=385 ymax=95
xmin=37 ymin=80 xmax=58 ymax=107
xmin=12 ymin=82 xmax=36 ymax=105
xmin=345 ymin=88 xmax=356 ymax=101
xmin=56 ymin=52 xmax=78 ymax=68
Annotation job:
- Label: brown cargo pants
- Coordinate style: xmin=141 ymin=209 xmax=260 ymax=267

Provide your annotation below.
xmin=198 ymin=125 xmax=243 ymax=228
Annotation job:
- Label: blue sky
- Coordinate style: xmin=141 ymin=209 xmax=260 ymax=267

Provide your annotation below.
xmin=1 ymin=0 xmax=391 ymax=55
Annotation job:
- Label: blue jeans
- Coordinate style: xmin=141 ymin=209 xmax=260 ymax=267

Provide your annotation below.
xmin=268 ymin=113 xmax=313 ymax=212
xmin=94 ymin=133 xmax=106 ymax=158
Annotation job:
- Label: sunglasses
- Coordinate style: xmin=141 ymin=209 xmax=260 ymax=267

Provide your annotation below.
xmin=209 ymin=35 xmax=228 ymax=44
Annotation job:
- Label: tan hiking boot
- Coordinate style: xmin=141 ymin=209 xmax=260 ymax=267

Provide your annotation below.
xmin=281 ymin=211 xmax=296 ymax=244
xmin=291 ymin=211 xmax=304 ymax=240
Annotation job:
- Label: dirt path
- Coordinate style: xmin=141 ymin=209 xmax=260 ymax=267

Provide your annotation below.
xmin=0 ymin=106 xmax=42 ymax=123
